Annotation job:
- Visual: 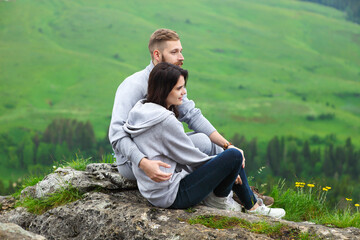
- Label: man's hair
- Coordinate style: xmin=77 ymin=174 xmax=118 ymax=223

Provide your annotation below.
xmin=148 ymin=29 xmax=180 ymax=60
xmin=147 ymin=62 xmax=188 ymax=118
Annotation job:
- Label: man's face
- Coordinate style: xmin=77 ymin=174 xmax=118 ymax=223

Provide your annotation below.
xmin=160 ymin=40 xmax=184 ymax=67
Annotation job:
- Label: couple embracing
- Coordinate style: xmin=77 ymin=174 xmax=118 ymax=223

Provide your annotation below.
xmin=109 ymin=29 xmax=285 ymax=218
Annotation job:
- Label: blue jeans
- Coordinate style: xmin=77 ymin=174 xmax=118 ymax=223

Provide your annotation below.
xmin=170 ymin=148 xmax=257 ymax=210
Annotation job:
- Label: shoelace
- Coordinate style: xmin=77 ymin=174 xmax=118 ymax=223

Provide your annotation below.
xmin=259 ymin=205 xmax=271 ymax=215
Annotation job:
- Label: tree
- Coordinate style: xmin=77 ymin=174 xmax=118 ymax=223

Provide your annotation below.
xmin=0 ymin=179 xmax=5 ymax=195
xmin=323 ymin=143 xmax=335 ymax=178
xmin=32 ymin=133 xmax=41 ymax=164
xmin=36 ymin=142 xmax=55 ymax=166
xmin=266 ymin=136 xmax=282 ymax=176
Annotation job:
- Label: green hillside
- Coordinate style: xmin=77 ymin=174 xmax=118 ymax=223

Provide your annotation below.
xmin=1 ymin=0 xmax=359 ymax=147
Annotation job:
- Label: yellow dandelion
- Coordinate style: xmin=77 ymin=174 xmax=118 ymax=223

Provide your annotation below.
xmin=346 ymin=198 xmax=352 ymax=201
xmin=355 ymin=204 xmax=360 ymax=207
xmin=307 ymin=184 xmax=315 ymax=188
xmin=322 ymin=188 xmax=328 ymax=191
xmin=325 ymin=186 xmax=331 ymax=190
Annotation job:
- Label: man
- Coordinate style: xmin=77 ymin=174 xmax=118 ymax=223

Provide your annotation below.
xmin=109 ymin=29 xmax=273 ymax=207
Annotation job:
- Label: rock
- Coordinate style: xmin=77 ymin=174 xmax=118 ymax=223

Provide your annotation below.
xmin=0 ymin=196 xmax=16 ymax=211
xmin=21 ymin=163 xmax=137 ymax=199
xmin=5 ymin=191 xmax=272 ymax=240
xmin=0 ymin=222 xmax=46 ymax=240
xmin=0 ymin=207 xmax=36 ymax=230
xmin=1 ymin=163 xmax=359 ymax=239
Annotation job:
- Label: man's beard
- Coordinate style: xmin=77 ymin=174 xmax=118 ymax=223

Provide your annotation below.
xmin=161 ymin=56 xmax=183 ymax=67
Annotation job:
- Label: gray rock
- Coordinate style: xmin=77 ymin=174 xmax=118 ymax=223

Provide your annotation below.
xmin=1 ymin=163 xmax=359 ymax=239
xmin=10 ymin=191 xmax=272 ymax=240
xmin=21 ymin=164 xmax=137 ymax=199
xmin=0 ymin=222 xmax=46 ymax=240
xmin=0 ymin=207 xmax=36 ymax=230
xmin=0 ymin=196 xmax=15 ymax=211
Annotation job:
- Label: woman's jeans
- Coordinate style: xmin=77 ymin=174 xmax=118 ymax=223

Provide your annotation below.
xmin=170 ymin=148 xmax=257 ymax=210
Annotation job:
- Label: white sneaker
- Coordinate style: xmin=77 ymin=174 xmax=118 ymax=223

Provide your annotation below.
xmin=248 ymin=199 xmax=285 ymax=219
xmin=203 ymin=191 xmax=242 ymax=211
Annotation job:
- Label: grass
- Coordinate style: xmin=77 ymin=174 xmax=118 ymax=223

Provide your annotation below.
xmin=187 ymin=215 xmax=317 ymax=239
xmin=1 ymin=0 xmax=360 ymax=190
xmin=0 ymin=0 xmax=359 ymax=146
xmin=15 ymin=183 xmax=83 ymax=215
xmin=12 ymin=175 xmax=44 ymax=199
xmin=59 ymin=155 xmax=93 ymax=171
xmin=270 ymin=179 xmax=360 ymax=228
xmin=100 ymin=153 xmax=116 ymax=164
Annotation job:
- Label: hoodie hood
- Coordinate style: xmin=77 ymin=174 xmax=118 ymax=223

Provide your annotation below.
xmin=123 ymin=99 xmax=174 ymax=137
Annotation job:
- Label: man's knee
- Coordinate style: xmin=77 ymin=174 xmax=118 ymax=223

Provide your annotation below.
xmin=188 ymin=133 xmax=212 ymax=155
xmin=117 ymin=162 xmax=136 ymax=180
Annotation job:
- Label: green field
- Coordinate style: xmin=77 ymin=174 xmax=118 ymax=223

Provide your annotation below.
xmin=1 ymin=0 xmax=359 ymax=148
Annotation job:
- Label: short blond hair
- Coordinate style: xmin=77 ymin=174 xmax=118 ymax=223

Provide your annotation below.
xmin=148 ymin=29 xmax=180 ymax=60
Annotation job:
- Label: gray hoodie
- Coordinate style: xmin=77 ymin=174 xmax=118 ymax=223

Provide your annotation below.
xmin=109 ymin=61 xmax=216 ymax=168
xmin=124 ymin=100 xmax=214 ymax=208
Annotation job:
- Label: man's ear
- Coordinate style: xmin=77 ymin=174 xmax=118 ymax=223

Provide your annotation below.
xmin=153 ymin=49 xmax=161 ymax=62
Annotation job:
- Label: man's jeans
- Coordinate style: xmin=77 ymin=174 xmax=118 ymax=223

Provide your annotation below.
xmin=170 ymin=148 xmax=257 ymax=210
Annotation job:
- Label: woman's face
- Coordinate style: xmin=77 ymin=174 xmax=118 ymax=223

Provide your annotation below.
xmin=166 ymin=75 xmax=186 ymax=109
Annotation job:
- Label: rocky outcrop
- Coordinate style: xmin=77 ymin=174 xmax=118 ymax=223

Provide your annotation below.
xmin=20 ymin=163 xmax=137 ymax=199
xmin=1 ymin=164 xmax=359 ymax=240
xmin=0 ymin=222 xmax=45 ymax=240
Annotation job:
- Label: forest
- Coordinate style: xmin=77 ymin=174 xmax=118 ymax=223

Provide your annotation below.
xmin=301 ymin=0 xmax=360 ymax=24
xmin=1 ymin=118 xmax=358 ymax=206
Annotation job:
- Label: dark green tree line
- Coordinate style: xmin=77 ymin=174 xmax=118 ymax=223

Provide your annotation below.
xmin=301 ymin=0 xmax=360 ymax=24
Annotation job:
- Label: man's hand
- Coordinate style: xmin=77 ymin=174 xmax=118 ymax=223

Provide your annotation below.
xmin=138 ymin=158 xmax=172 ymax=182
xmin=228 ymin=145 xmax=246 ymax=168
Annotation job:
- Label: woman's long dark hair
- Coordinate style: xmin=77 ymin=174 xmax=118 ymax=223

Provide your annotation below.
xmin=147 ymin=62 xmax=188 ymax=118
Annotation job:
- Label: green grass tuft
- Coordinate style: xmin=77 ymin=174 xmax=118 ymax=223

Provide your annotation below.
xmin=187 ymin=215 xmax=311 ymax=239
xmin=101 ymin=153 xmax=115 ymax=164
xmin=184 ymin=207 xmax=196 ymax=213
xmin=61 ymin=154 xmax=92 ymax=171
xmin=270 ymin=180 xmax=360 ymax=228
xmin=15 ymin=183 xmax=83 ymax=215
xmin=319 ymin=209 xmax=360 ymax=228
xmin=12 ymin=175 xmax=45 ymax=200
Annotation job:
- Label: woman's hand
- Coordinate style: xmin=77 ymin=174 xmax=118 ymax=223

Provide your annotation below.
xmin=227 ymin=145 xmax=246 ymax=168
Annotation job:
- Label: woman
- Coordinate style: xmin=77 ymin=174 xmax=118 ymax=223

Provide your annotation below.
xmin=123 ymin=62 xmax=285 ymax=218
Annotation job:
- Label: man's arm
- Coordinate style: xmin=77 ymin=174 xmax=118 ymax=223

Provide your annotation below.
xmin=178 ymin=95 xmax=245 ymax=167
xmin=109 ymin=66 xmax=171 ymax=181
xmin=162 ymin=117 xmax=213 ymax=167
xmin=177 ymin=95 xmax=216 ymax=136
xmin=116 ymin=137 xmax=172 ymax=182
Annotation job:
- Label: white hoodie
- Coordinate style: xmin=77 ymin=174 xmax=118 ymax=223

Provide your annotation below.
xmin=124 ymin=100 xmax=213 ymax=208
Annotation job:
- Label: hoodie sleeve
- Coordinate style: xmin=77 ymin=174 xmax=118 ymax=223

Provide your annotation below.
xmin=177 ymin=94 xmax=216 ymax=137
xmin=161 ymin=116 xmax=213 ymax=167
xmin=108 ymin=74 xmax=147 ymax=166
